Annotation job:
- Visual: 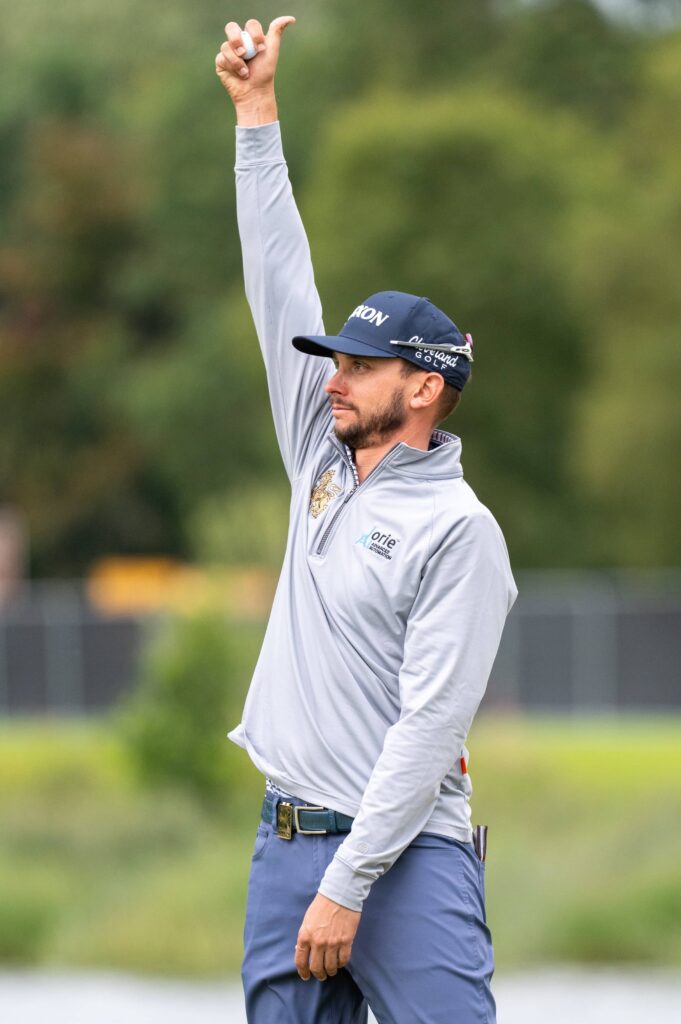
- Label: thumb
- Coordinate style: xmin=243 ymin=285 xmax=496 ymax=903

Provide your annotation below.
xmin=266 ymin=15 xmax=296 ymax=57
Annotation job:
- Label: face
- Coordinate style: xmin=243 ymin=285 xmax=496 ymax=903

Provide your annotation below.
xmin=324 ymin=353 xmax=412 ymax=449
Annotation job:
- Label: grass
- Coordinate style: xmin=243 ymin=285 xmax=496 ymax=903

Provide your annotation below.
xmin=0 ymin=715 xmax=679 ymax=976
xmin=471 ymin=716 xmax=681 ymax=966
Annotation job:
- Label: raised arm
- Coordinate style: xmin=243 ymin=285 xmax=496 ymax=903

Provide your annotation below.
xmin=216 ymin=16 xmax=333 ymax=480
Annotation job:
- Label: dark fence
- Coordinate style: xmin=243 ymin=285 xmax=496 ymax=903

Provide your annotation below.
xmin=0 ymin=571 xmax=679 ymax=715
xmin=0 ymin=582 xmax=144 ymax=714
xmin=487 ymin=570 xmax=681 ymax=711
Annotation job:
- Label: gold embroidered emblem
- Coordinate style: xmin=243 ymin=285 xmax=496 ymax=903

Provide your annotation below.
xmin=309 ymin=469 xmax=341 ymax=519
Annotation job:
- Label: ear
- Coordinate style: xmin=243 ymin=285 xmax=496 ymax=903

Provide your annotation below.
xmin=407 ymin=372 xmax=445 ymax=413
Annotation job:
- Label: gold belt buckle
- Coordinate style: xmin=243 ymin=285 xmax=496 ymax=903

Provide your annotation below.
xmin=276 ymin=801 xmax=293 ymax=840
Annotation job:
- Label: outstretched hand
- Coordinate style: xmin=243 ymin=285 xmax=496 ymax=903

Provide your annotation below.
xmin=215 ymin=15 xmax=296 ymax=106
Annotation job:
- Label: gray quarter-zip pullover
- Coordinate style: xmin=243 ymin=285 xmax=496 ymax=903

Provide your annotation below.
xmin=228 ymin=121 xmax=518 ymax=912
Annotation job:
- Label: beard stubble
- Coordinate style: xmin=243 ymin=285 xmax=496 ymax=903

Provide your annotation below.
xmin=332 ymin=385 xmax=408 ymax=450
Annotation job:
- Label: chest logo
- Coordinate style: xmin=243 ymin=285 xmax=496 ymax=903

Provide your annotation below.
xmin=355 ymin=525 xmax=401 ymax=561
xmin=309 ymin=469 xmax=341 ymax=519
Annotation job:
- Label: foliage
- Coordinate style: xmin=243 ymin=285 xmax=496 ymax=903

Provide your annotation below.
xmin=302 ymin=88 xmax=613 ymax=566
xmin=190 ymin=481 xmax=289 ymax=567
xmin=0 ymin=719 xmax=133 ymax=797
xmin=0 ymin=1 xmax=679 ymax=571
xmin=116 ymin=613 xmax=261 ymax=803
xmin=570 ymin=30 xmax=681 ymax=565
xmin=0 ymin=716 xmax=679 ymax=974
xmin=116 ymin=292 xmax=286 ymax=508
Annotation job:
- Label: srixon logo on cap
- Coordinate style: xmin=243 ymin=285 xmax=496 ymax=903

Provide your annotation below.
xmin=348 ymin=304 xmax=390 ymax=327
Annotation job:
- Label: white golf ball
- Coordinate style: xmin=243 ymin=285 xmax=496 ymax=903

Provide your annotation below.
xmin=241 ymin=30 xmax=258 ymax=61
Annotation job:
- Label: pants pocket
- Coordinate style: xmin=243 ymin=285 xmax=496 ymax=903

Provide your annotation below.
xmin=252 ymin=823 xmax=270 ymax=862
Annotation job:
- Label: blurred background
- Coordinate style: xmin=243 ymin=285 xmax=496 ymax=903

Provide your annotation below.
xmin=1 ymin=0 xmax=679 ymax=1019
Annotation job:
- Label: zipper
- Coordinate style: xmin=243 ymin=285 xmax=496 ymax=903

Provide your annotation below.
xmin=314 ymin=446 xmax=396 ymax=557
xmin=315 ymin=488 xmax=357 ymax=556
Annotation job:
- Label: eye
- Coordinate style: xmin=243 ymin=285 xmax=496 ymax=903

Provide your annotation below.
xmin=352 ymin=360 xmax=369 ymax=371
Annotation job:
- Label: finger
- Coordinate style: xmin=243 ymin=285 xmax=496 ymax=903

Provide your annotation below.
xmin=244 ymin=18 xmax=266 ymax=53
xmin=323 ymin=946 xmax=340 ymax=977
xmin=264 ymin=15 xmax=296 ymax=60
xmin=218 ymin=40 xmax=249 ymax=79
xmin=294 ymin=941 xmax=311 ymax=982
xmin=309 ymin=944 xmax=327 ymax=982
xmin=338 ymin=942 xmax=353 ymax=969
xmin=224 ymin=21 xmax=247 ymax=56
xmin=215 ymin=50 xmax=241 ymax=78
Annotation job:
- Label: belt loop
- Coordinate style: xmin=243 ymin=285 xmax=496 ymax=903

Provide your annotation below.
xmin=266 ymin=787 xmax=279 ymax=830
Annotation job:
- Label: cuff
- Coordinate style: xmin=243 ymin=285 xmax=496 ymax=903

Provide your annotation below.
xmin=235 ymin=121 xmax=284 ymax=168
xmin=318 ymin=852 xmax=374 ymax=913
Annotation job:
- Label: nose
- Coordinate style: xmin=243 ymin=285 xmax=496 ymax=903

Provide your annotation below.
xmin=324 ymin=367 xmax=346 ymax=396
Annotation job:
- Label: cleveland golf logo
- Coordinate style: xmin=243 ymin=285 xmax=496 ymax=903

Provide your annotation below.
xmin=408 ymin=336 xmax=460 ymax=370
xmin=355 ymin=526 xmax=401 ymax=561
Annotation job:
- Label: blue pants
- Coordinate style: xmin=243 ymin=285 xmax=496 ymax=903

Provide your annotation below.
xmin=242 ymin=792 xmax=496 ymax=1023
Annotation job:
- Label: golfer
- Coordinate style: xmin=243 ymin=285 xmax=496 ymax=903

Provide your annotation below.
xmin=216 ymin=16 xmax=517 ymax=1024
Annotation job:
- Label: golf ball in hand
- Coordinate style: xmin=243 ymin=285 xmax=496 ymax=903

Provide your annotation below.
xmin=241 ymin=30 xmax=257 ymax=61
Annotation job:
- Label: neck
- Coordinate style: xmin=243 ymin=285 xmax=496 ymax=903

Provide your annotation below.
xmin=353 ymin=422 xmax=434 ymax=483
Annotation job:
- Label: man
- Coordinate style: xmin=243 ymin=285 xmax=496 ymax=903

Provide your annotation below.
xmin=216 ymin=15 xmax=517 ymax=1024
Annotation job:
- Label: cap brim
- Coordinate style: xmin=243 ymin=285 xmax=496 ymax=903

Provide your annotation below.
xmin=291 ymin=334 xmax=395 ymax=359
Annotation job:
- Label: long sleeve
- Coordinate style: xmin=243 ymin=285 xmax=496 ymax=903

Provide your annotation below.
xmin=235 ymin=121 xmax=333 ymax=480
xmin=318 ymin=510 xmax=517 ymax=911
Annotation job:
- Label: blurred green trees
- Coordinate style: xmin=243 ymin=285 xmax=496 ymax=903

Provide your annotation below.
xmin=303 ymin=89 xmax=609 ymax=565
xmin=118 ymin=613 xmax=261 ymax=803
xmin=0 ymin=0 xmax=679 ymax=573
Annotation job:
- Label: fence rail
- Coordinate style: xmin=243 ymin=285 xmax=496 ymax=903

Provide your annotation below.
xmin=0 ymin=571 xmax=679 ymax=715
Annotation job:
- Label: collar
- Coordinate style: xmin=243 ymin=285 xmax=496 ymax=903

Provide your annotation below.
xmin=330 ymin=428 xmax=463 ymax=482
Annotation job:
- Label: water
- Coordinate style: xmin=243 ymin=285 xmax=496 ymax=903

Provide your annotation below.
xmin=1 ymin=967 xmax=679 ymax=1022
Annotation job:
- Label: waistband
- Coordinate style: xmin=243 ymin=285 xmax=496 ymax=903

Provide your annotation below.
xmin=261 ymin=786 xmax=486 ymax=860
xmin=261 ymin=788 xmax=354 ymax=840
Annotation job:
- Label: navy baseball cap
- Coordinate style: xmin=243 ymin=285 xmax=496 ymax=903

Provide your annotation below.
xmin=292 ymin=291 xmax=473 ymax=391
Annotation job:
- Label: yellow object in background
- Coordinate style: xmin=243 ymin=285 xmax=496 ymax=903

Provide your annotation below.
xmin=87 ymin=558 xmax=276 ymax=619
